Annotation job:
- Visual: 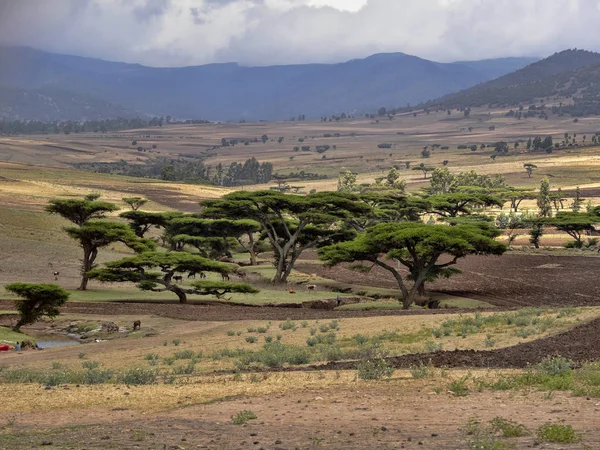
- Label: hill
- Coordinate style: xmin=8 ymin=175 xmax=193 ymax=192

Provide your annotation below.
xmin=0 ymin=46 xmax=536 ymax=121
xmin=416 ymin=49 xmax=600 ymax=113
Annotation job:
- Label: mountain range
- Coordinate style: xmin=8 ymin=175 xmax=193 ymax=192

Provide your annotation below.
xmin=419 ymin=49 xmax=600 ymax=115
xmin=0 ymin=46 xmax=538 ymax=122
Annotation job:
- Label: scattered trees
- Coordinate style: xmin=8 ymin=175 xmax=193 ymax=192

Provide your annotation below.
xmin=5 ymin=283 xmax=69 ymax=332
xmin=122 ymin=197 xmax=148 ymax=211
xmin=201 ymin=191 xmax=369 ymax=284
xmin=537 ymin=177 xmax=553 ymax=218
xmin=523 ymin=163 xmax=537 ymax=178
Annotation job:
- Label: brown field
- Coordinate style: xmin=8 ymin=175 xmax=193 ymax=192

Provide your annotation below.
xmin=2 ymin=109 xmax=600 ymax=448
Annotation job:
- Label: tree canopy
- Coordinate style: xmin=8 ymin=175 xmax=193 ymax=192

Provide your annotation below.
xmin=201 ymin=190 xmax=370 ymax=283
xmin=5 ymin=283 xmax=70 ymax=332
xmin=46 ymin=198 xmax=119 ymax=225
xmin=88 ymin=252 xmax=257 ymax=303
xmin=319 ymin=222 xmax=506 ymax=309
xmin=122 ymin=197 xmax=148 ymax=211
xmin=426 ymin=193 xmax=504 ymax=217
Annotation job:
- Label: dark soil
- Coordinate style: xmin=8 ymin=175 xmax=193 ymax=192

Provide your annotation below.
xmin=311 ymin=316 xmax=600 ymax=370
xmin=296 ymin=253 xmax=600 ymax=308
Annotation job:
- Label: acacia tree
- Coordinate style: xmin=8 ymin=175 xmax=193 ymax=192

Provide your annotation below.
xmin=319 ymin=222 xmax=506 ymax=309
xmin=523 ymin=163 xmax=537 ymax=178
xmin=503 ymin=188 xmax=537 ymax=212
xmin=201 ymin=191 xmax=370 ymax=283
xmin=545 ymin=212 xmax=597 ymax=248
xmin=412 ymin=163 xmax=434 ymax=179
xmin=5 ymin=283 xmax=69 ymax=332
xmin=66 ymin=222 xmax=155 ymax=290
xmin=120 ymin=210 xmax=185 ymax=237
xmin=88 ymin=252 xmax=257 ymax=303
xmin=122 ymin=197 xmax=148 ymax=211
xmin=167 ymin=217 xmax=262 ymax=265
xmin=427 ymin=193 xmax=504 ymax=217
xmin=46 ymin=197 xmax=119 ymax=226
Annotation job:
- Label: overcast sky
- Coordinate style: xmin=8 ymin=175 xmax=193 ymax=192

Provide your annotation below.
xmin=1 ymin=0 xmax=600 ymax=67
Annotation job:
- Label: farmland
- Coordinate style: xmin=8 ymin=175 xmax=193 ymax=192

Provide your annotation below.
xmin=2 ymin=109 xmax=600 ymax=448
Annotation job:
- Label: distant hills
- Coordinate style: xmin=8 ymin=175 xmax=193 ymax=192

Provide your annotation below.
xmin=0 ymin=46 xmax=537 ymax=121
xmin=418 ymin=49 xmax=600 ymax=115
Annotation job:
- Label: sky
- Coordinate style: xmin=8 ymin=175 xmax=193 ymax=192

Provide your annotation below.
xmin=1 ymin=0 xmax=600 ymax=67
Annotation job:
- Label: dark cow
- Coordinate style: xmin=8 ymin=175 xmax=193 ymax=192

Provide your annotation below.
xmin=133 ymin=320 xmax=141 ymax=331
xmin=173 ymin=275 xmax=183 ymax=283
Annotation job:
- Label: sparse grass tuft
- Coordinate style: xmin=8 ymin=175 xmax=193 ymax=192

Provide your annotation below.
xmin=489 ymin=417 xmax=529 ymax=437
xmin=231 ymin=410 xmax=257 ymax=425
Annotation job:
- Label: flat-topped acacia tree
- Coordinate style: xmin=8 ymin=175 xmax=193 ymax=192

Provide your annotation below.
xmin=166 ymin=217 xmax=262 ymax=265
xmin=88 ymin=252 xmax=258 ymax=303
xmin=120 ymin=210 xmax=186 ymax=238
xmin=319 ymin=222 xmax=506 ymax=309
xmin=46 ymin=196 xmax=119 ymax=226
xmin=201 ymin=191 xmax=370 ymax=283
xmin=426 ymin=193 xmax=504 ymax=217
xmin=122 ymin=197 xmax=148 ymax=211
xmin=5 ymin=283 xmax=70 ymax=332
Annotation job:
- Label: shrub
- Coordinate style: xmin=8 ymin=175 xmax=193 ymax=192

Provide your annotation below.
xmin=306 ymin=337 xmax=317 ymax=347
xmin=51 ymin=362 xmax=64 ymax=370
xmin=239 ymin=342 xmax=311 ymax=368
xmin=162 ymin=356 xmax=176 ymax=366
xmin=174 ymin=350 xmax=194 ymax=360
xmin=319 ymin=325 xmax=330 ymax=333
xmin=247 ymin=327 xmax=257 ymax=333
xmin=172 ymin=339 xmax=181 ymax=346
xmin=353 ymin=334 xmax=369 ymax=345
xmin=280 ymin=320 xmax=297 ymax=331
xmin=173 ymin=362 xmax=196 ymax=375
xmin=410 ymin=362 xmax=435 ymax=379
xmin=118 ymin=368 xmax=157 ymax=385
xmin=264 ymin=336 xmax=273 ymax=343
xmin=231 ymin=410 xmax=257 ymax=425
xmin=257 ymin=327 xmax=269 ymax=334
xmin=357 ymin=358 xmax=394 ymax=381
xmin=484 ymin=334 xmax=496 ymax=348
xmin=78 ymin=352 xmax=86 ymax=359
xmin=465 ymin=418 xmax=506 ymax=450
xmin=245 ymin=336 xmax=258 ymax=344
xmin=536 ymin=423 xmax=580 ymax=443
xmin=448 ymin=376 xmax=470 ymax=396
xmin=424 ymin=341 xmax=442 ymax=353
xmin=536 ymin=356 xmax=574 ymax=376
xmin=82 ymin=368 xmax=114 ymax=385
xmin=301 ymin=321 xmax=308 ymax=328
xmin=309 ymin=328 xmax=317 ymax=336
xmin=227 ymin=330 xmax=235 ymax=336
xmin=489 ymin=417 xmax=529 ymax=437
xmin=82 ymin=360 xmax=100 ymax=370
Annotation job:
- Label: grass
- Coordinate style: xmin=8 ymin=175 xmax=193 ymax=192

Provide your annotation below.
xmin=0 ymin=326 xmax=35 ymax=345
xmin=336 ymin=294 xmax=493 ymax=311
xmin=537 ymin=423 xmax=581 ymax=443
xmin=231 ymin=410 xmax=257 ymax=425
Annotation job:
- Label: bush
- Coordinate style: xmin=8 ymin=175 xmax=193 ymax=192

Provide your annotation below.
xmin=257 ymin=327 xmax=269 ymax=334
xmin=82 ymin=360 xmax=100 ymax=370
xmin=357 ymin=358 xmax=394 ymax=381
xmin=280 ymin=320 xmax=297 ymax=331
xmin=172 ymin=339 xmax=181 ymax=346
xmin=118 ymin=367 xmax=157 ymax=385
xmin=239 ymin=342 xmax=311 ymax=368
xmin=490 ymin=417 xmax=529 ymax=437
xmin=82 ymin=368 xmax=114 ymax=385
xmin=536 ymin=423 xmax=580 ymax=443
xmin=353 ymin=334 xmax=369 ymax=345
xmin=174 ymin=350 xmax=194 ymax=360
xmin=173 ymin=362 xmax=196 ymax=375
xmin=410 ymin=362 xmax=435 ymax=379
xmin=245 ymin=336 xmax=258 ymax=344
xmin=448 ymin=376 xmax=470 ymax=396
xmin=162 ymin=356 xmax=176 ymax=366
xmin=227 ymin=330 xmax=235 ymax=336
xmin=424 ymin=341 xmax=442 ymax=353
xmin=231 ymin=410 xmax=257 ymax=425
xmin=264 ymin=336 xmax=273 ymax=343
xmin=536 ymin=356 xmax=574 ymax=376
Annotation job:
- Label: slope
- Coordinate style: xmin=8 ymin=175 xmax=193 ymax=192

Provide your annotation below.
xmin=0 ymin=46 xmax=535 ymax=121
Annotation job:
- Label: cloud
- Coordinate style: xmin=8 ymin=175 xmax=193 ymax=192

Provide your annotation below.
xmin=1 ymin=0 xmax=600 ymax=66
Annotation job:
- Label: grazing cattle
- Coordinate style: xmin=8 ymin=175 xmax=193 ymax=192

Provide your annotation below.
xmin=307 ymin=284 xmax=317 ymax=291
xmin=53 ymin=271 xmax=60 ymax=281
xmin=187 ymin=272 xmax=196 ymax=279
xmin=173 ymin=275 xmax=183 ymax=283
xmin=289 ymin=288 xmax=296 ymax=294
xmin=133 ymin=320 xmax=141 ymax=331
xmin=198 ymin=272 xmax=207 ymax=279
xmin=221 ymin=273 xmax=230 ymax=281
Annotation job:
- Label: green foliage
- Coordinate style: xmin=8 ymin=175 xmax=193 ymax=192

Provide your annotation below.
xmin=489 ymin=417 xmax=529 ymax=437
xmin=122 ymin=197 xmax=148 ymax=211
xmin=245 ymin=336 xmax=258 ymax=343
xmin=82 ymin=360 xmax=100 ymax=370
xmin=117 ymin=367 xmax=157 ymax=385
xmin=280 ymin=320 xmax=297 ymax=331
xmin=410 ymin=362 xmax=436 ymax=379
xmin=537 ymin=177 xmax=552 ymax=218
xmin=46 ymin=197 xmax=119 ymax=226
xmin=231 ymin=410 xmax=257 ymax=425
xmin=357 ymin=358 xmax=394 ymax=381
xmin=536 ymin=356 xmax=574 ymax=376
xmin=448 ymin=376 xmax=470 ymax=396
xmin=536 ymin=423 xmax=580 ymax=443
xmin=465 ymin=418 xmax=508 ymax=450
xmin=4 ymin=283 xmax=69 ymax=331
xmin=238 ymin=342 xmax=311 ymax=368
xmin=174 ymin=350 xmax=195 ymax=360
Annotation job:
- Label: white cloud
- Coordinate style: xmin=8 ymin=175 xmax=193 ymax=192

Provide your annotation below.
xmin=1 ymin=0 xmax=600 ymax=66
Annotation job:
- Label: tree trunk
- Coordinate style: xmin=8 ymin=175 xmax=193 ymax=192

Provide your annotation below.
xmin=172 ymin=287 xmax=187 ymax=304
xmin=273 ymin=249 xmax=287 ymax=284
xmin=247 ymin=233 xmax=258 ymax=266
xmin=12 ymin=321 xmax=23 ymax=333
xmin=79 ymin=246 xmax=97 ymax=291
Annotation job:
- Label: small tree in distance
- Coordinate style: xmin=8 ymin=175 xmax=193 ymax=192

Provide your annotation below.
xmin=5 ymin=283 xmax=69 ymax=332
xmin=523 ymin=163 xmax=537 ymax=178
xmin=122 ymin=197 xmax=148 ymax=211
